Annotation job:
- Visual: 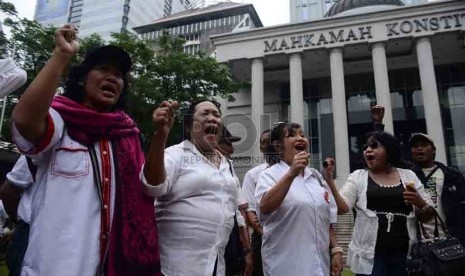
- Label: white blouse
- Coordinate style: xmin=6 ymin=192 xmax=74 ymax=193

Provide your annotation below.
xmin=241 ymin=163 xmax=269 ymax=212
xmin=255 ymin=161 xmax=337 ymax=276
xmin=142 ymin=140 xmax=239 ymax=276
xmin=339 ymin=168 xmax=432 ymax=275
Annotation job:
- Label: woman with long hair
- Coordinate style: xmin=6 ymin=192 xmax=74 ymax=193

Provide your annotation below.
xmin=329 ymin=131 xmax=434 ymax=276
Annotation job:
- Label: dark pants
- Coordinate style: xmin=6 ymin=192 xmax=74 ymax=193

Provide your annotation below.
xmin=6 ymin=220 xmax=30 ymax=276
xmin=356 ymin=250 xmax=408 ymax=276
xmin=251 ymin=231 xmax=263 ymax=276
xmin=225 ymin=218 xmax=243 ymax=276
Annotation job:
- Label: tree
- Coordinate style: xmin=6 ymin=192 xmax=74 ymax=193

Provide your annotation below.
xmin=1 ymin=2 xmax=246 ymax=144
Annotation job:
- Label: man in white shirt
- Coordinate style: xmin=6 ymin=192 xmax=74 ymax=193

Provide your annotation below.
xmin=218 ymin=127 xmax=253 ymax=276
xmin=241 ymin=129 xmax=270 ymax=276
xmin=0 ymin=156 xmax=34 ymax=276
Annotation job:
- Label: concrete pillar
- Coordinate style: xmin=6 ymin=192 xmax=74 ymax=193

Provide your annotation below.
xmin=330 ymin=48 xmax=350 ymax=181
xmin=416 ymin=37 xmax=447 ymax=164
xmin=251 ymin=58 xmax=264 ymax=165
xmin=289 ymin=53 xmax=305 ymax=128
xmin=372 ymin=42 xmax=394 ymax=133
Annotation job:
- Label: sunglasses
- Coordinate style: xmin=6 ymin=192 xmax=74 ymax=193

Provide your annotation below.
xmin=272 ymin=121 xmax=288 ymax=130
xmin=362 ymin=141 xmax=379 ymax=151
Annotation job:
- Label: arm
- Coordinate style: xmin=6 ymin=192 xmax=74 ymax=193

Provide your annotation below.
xmin=237 ymin=209 xmax=253 ymax=276
xmin=245 ymin=211 xmax=262 ymax=234
xmin=241 ymin=171 xmax=263 ymax=233
xmin=12 ymin=24 xmax=79 ymax=143
xmin=0 ymin=180 xmax=21 ymax=222
xmin=260 ymin=151 xmax=308 ymax=214
xmin=371 ymin=105 xmax=385 ymax=131
xmin=260 ymin=172 xmax=294 ymax=214
xmin=143 ymin=101 xmax=179 ymax=186
xmin=404 ymin=179 xmax=434 ymax=222
xmin=323 ymin=157 xmax=350 ymax=215
xmin=329 ymin=225 xmax=343 ymax=276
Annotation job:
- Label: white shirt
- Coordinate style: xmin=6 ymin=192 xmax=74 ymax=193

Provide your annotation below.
xmin=255 ymin=161 xmax=337 ymax=276
xmin=0 ymin=58 xmax=27 ymax=97
xmin=12 ymin=108 xmax=116 ymax=276
xmin=142 ymin=140 xmax=239 ymax=276
xmin=242 ymin=163 xmax=269 ymax=212
xmin=339 ymin=168 xmax=432 ymax=275
xmin=6 ymin=155 xmax=34 ymax=223
xmin=421 ymin=166 xmax=446 ymax=238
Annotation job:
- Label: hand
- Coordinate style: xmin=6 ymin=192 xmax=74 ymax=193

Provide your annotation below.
xmin=371 ymin=105 xmax=385 ymax=124
xmin=152 ymin=100 xmax=179 ymax=137
xmin=323 ymin=157 xmax=336 ymax=178
xmin=403 ymin=185 xmax=426 ymax=207
xmin=0 ymin=229 xmax=14 ymax=246
xmin=331 ymin=253 xmax=343 ymax=276
xmin=54 ymin=24 xmax=79 ymax=57
xmin=288 ymin=151 xmax=310 ymax=178
xmin=243 ymin=251 xmax=253 ymax=276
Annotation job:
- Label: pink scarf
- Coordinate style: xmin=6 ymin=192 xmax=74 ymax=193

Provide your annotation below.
xmin=51 ymin=96 xmax=161 ymax=276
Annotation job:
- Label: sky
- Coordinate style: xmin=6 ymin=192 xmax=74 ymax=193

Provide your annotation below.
xmin=5 ymin=0 xmax=290 ymax=27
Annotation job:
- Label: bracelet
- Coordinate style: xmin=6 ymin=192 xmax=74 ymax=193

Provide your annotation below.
xmin=330 ymin=246 xmax=343 ymax=256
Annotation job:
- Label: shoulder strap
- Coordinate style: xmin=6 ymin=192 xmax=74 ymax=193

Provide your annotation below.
xmin=424 ymin=166 xmax=440 ymax=183
xmin=88 ymin=145 xmax=103 ymax=206
xmin=309 ymin=168 xmax=325 ymax=188
xmin=226 ymin=158 xmax=234 ymax=177
xmin=25 ymin=157 xmax=38 ymax=182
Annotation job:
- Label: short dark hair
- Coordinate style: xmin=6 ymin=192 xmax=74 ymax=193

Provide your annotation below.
xmin=365 ymin=131 xmax=406 ymax=168
xmin=62 ymin=64 xmax=129 ymax=110
xmin=182 ymin=99 xmax=222 ymax=140
xmin=266 ymin=122 xmax=302 ymax=166
xmin=261 ymin=129 xmax=271 ymax=137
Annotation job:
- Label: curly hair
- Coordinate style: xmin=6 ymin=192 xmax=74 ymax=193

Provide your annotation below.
xmin=62 ymin=64 xmax=129 ymax=110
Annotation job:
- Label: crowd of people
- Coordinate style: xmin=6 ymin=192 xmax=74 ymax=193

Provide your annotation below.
xmin=0 ymin=24 xmax=464 ymax=276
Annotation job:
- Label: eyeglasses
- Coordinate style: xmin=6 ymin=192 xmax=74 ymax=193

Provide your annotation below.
xmin=362 ymin=141 xmax=379 ymax=151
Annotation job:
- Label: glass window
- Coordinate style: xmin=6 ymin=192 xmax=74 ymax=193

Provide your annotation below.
xmin=437 ymin=63 xmax=465 ymax=173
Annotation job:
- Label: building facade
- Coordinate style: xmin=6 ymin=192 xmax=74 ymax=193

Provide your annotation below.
xmin=212 ymin=0 xmax=465 ymax=181
xmin=290 ymin=0 xmax=338 ymax=22
xmin=290 ymin=0 xmax=428 ymax=23
xmin=134 ymin=2 xmax=262 ymax=56
xmin=34 ymin=0 xmax=190 ymax=40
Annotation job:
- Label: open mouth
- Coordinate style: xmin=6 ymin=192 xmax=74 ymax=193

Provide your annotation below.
xmin=204 ymin=126 xmax=218 ymax=135
xmin=295 ymin=144 xmax=306 ymax=151
xmin=365 ymin=155 xmax=375 ymax=161
xmin=100 ymin=84 xmax=117 ymax=96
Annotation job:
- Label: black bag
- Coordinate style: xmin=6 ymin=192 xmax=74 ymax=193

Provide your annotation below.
xmin=407 ymin=209 xmax=465 ymax=276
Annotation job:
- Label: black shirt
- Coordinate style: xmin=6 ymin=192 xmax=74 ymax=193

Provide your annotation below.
xmin=366 ymin=176 xmax=413 ymax=253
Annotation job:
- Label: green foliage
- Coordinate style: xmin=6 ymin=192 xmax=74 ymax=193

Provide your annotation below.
xmin=0 ymin=2 xmax=246 ymax=144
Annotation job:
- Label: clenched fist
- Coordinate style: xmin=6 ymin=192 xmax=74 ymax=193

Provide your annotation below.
xmin=152 ymin=101 xmax=179 ymax=137
xmin=54 ymin=24 xmax=80 ymax=57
